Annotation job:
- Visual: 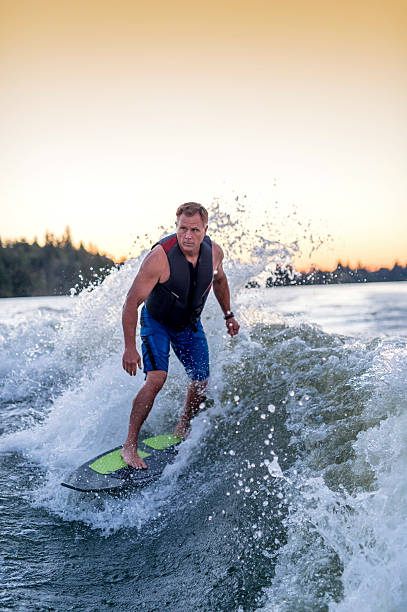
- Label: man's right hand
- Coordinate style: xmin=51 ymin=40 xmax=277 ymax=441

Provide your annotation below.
xmin=122 ymin=346 xmax=142 ymax=376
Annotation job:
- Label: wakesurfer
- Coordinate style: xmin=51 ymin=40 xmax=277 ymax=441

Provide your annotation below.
xmin=121 ymin=202 xmax=239 ymax=468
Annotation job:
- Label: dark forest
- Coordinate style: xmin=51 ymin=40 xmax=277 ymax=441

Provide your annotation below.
xmin=0 ymin=228 xmax=116 ymax=297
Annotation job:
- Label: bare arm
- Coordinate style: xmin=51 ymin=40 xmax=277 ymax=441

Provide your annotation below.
xmin=122 ymin=247 xmax=166 ymax=375
xmin=212 ymin=244 xmax=240 ymax=337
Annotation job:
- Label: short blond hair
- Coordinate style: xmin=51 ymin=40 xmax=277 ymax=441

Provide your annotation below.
xmin=176 ymin=202 xmax=208 ymax=226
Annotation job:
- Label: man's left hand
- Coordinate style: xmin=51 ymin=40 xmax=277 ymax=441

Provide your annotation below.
xmin=225 ymin=317 xmax=240 ymax=337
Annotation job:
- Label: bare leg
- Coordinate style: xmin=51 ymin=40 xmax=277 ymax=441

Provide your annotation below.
xmin=173 ymin=379 xmax=208 ymax=439
xmin=121 ymin=370 xmax=167 ymax=468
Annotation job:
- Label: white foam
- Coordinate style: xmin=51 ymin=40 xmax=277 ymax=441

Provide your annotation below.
xmin=258 ymin=339 xmax=407 ymax=611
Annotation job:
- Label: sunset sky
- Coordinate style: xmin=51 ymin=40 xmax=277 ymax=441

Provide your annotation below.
xmin=1 ymin=0 xmax=406 ymax=270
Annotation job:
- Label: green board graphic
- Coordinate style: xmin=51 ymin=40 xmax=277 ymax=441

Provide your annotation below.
xmin=142 ymin=434 xmax=181 ymax=450
xmin=89 ymin=448 xmax=151 ymax=475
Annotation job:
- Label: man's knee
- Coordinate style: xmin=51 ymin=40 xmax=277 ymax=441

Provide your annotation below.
xmin=145 ymin=370 xmax=167 ymax=392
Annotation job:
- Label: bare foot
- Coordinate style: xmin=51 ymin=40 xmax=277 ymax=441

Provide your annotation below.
xmin=120 ymin=444 xmax=147 ymax=469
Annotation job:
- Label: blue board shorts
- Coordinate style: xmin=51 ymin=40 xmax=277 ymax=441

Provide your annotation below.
xmin=140 ymin=305 xmax=210 ymax=381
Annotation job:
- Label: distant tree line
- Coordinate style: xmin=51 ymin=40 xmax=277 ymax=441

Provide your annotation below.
xmin=2 ymin=229 xmax=405 ymax=298
xmin=0 ymin=227 xmax=117 ymax=297
xmin=246 ymin=262 xmax=407 ymax=288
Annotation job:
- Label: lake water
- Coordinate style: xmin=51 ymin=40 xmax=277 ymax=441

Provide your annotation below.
xmin=1 ymin=275 xmax=407 ymax=611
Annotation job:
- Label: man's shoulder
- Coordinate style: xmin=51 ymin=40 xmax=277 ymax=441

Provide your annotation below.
xmin=141 ymin=244 xmax=167 ymax=271
xmin=211 ymin=241 xmax=224 ymax=258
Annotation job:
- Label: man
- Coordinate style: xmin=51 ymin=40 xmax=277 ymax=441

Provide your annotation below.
xmin=121 ymin=202 xmax=239 ymax=468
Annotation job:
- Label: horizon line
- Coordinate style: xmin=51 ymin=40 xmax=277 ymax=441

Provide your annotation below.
xmin=1 ymin=231 xmax=405 ymax=273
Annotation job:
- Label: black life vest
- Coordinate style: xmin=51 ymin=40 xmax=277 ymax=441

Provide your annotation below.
xmin=145 ymin=234 xmax=213 ymax=331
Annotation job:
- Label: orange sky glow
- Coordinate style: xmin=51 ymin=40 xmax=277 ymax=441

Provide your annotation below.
xmin=1 ymin=0 xmax=406 ymax=271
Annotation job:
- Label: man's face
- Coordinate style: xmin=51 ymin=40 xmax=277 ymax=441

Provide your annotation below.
xmin=176 ymin=213 xmax=207 ymax=255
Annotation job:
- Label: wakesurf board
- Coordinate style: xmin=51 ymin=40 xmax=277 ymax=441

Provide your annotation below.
xmin=61 ymin=434 xmax=182 ymax=494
